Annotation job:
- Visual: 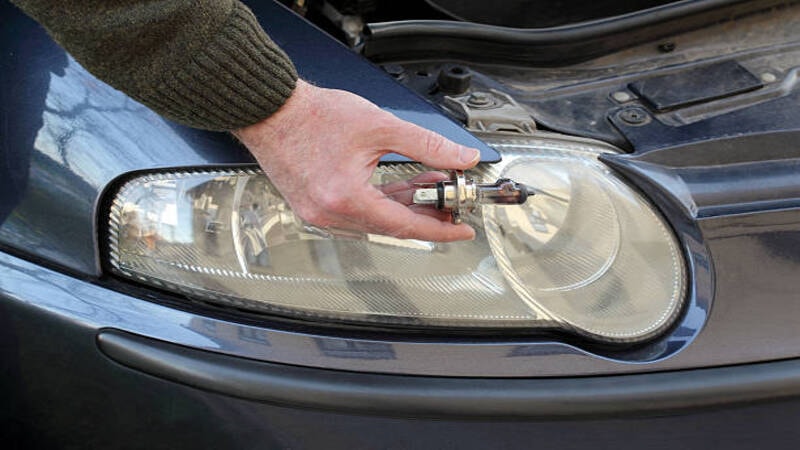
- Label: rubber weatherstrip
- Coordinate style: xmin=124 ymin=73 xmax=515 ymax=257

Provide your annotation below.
xmin=363 ymin=0 xmax=796 ymax=66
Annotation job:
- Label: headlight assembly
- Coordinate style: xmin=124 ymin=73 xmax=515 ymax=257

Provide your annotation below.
xmin=107 ymin=134 xmax=685 ymax=344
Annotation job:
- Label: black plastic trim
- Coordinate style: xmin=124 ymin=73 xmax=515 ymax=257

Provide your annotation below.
xmin=98 ymin=330 xmax=800 ymax=419
xmin=364 ymin=0 xmax=794 ymax=66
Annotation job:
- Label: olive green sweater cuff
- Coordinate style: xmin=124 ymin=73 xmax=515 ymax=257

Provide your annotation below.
xmin=13 ymin=0 xmax=298 ymax=131
xmin=144 ymin=3 xmax=298 ymax=131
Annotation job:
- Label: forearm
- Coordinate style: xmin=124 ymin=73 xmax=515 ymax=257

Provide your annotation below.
xmin=11 ymin=0 xmax=298 ymax=131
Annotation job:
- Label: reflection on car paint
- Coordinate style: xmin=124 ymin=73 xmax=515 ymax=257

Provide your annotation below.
xmin=315 ymin=339 xmax=396 ymax=360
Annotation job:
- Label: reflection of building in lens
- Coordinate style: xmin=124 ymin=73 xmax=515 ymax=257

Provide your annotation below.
xmin=141 ymin=223 xmax=159 ymax=250
xmin=188 ymin=179 xmax=235 ymax=259
xmin=236 ymin=175 xmax=301 ymax=269
xmin=119 ymin=203 xmax=162 ymax=252
xmin=240 ymin=202 xmax=270 ymax=267
xmin=120 ymin=207 xmax=141 ymax=249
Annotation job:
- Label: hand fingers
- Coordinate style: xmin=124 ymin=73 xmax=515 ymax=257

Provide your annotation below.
xmin=376 ymin=119 xmax=480 ymax=170
xmin=379 ymin=171 xmax=449 ymax=195
xmin=321 ymin=180 xmax=472 ymax=241
xmin=407 ymin=204 xmax=454 ymax=222
xmin=379 ymin=171 xmax=449 ymax=205
xmin=299 ymin=182 xmax=473 ymax=241
xmin=353 ymin=196 xmax=475 ymax=242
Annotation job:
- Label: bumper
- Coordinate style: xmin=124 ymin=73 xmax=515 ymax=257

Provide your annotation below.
xmin=3 ymin=251 xmax=800 ymax=449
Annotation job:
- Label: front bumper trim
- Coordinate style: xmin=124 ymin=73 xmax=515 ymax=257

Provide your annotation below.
xmin=99 ymin=329 xmax=800 ymax=419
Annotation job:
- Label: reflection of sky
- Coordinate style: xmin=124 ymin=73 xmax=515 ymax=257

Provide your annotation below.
xmin=176 ymin=194 xmax=194 ymax=243
xmin=4 ymin=253 xmax=220 ymax=348
xmin=126 ymin=180 xmax=195 ymax=243
xmin=160 ymin=203 xmax=178 ymax=226
xmin=32 ymin=56 xmax=201 ymax=189
xmin=156 ymin=180 xmax=194 ymax=243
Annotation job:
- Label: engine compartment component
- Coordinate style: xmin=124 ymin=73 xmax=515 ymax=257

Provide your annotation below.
xmin=442 ymin=90 xmax=536 ymax=135
xmin=628 ymin=60 xmax=763 ymax=112
xmin=362 ymin=0 xmax=793 ymax=66
xmin=370 ymin=3 xmax=800 ymax=152
xmin=298 ymin=0 xmax=800 ymax=151
xmin=424 ymin=0 xmax=679 ymax=28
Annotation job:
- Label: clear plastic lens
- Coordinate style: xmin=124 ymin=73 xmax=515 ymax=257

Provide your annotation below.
xmin=108 ymin=135 xmax=685 ymax=343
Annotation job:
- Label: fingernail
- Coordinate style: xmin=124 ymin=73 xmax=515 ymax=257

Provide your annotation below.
xmin=459 ymin=147 xmax=479 ymax=165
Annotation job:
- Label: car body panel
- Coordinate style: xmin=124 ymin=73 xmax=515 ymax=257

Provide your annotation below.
xmin=1 ymin=0 xmax=799 ymax=375
xmin=2 ymin=254 xmax=800 ymax=449
xmin=4 ymin=0 xmax=800 ymax=447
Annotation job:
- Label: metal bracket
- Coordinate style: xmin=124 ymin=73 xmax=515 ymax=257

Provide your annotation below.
xmin=444 ymin=90 xmax=536 ymax=135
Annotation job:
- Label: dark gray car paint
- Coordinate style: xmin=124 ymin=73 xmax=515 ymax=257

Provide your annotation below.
xmin=3 ymin=0 xmax=800 ymax=446
xmin=97 ymin=329 xmax=800 ymax=418
xmin=0 ymin=0 xmax=799 ymax=373
xmin=0 ymin=2 xmax=800 ymax=370
xmin=4 ymin=292 xmax=800 ymax=449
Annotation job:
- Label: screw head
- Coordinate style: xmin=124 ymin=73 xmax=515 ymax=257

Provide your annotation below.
xmin=612 ymin=91 xmax=632 ymax=103
xmin=618 ymin=107 xmax=650 ymax=125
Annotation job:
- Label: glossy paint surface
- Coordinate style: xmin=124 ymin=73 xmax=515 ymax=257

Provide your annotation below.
xmin=1 ymin=0 xmax=800 ymax=377
xmin=4 ymin=288 xmax=800 ymax=449
xmin=3 ymin=1 xmax=800 ymax=447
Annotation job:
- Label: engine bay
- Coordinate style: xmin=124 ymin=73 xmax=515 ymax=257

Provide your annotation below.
xmin=287 ymin=0 xmax=800 ymax=154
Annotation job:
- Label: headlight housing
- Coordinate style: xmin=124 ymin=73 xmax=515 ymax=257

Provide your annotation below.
xmin=107 ymin=135 xmax=685 ymax=344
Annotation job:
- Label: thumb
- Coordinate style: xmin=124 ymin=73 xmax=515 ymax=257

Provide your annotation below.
xmin=382 ymin=120 xmax=481 ymax=170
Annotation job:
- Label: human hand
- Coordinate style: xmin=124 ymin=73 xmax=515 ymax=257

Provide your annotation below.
xmin=234 ymin=79 xmax=480 ymax=242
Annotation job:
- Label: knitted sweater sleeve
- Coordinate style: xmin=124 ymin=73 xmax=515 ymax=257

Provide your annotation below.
xmin=11 ymin=0 xmax=299 ymax=131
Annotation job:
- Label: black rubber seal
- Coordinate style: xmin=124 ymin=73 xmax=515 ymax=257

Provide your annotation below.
xmin=98 ymin=330 xmax=800 ymax=419
xmin=436 ymin=181 xmax=445 ymax=210
xmin=364 ymin=0 xmax=795 ymax=66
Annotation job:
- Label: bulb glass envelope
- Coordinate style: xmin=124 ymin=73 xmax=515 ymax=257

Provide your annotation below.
xmin=108 ymin=135 xmax=685 ymax=343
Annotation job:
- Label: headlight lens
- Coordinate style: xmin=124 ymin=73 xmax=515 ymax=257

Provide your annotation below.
xmin=108 ymin=135 xmax=685 ymax=343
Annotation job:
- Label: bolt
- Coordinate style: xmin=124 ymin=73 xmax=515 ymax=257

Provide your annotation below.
xmin=618 ymin=107 xmax=649 ymax=125
xmin=761 ymin=72 xmax=777 ymax=83
xmin=611 ymin=91 xmax=632 ymax=103
xmin=467 ymin=92 xmax=493 ymax=107
xmin=437 ymin=64 xmax=472 ymax=94
xmin=382 ymin=64 xmax=405 ymax=79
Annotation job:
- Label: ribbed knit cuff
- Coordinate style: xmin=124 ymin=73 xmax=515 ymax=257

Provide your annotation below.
xmin=143 ymin=2 xmax=298 ymax=131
